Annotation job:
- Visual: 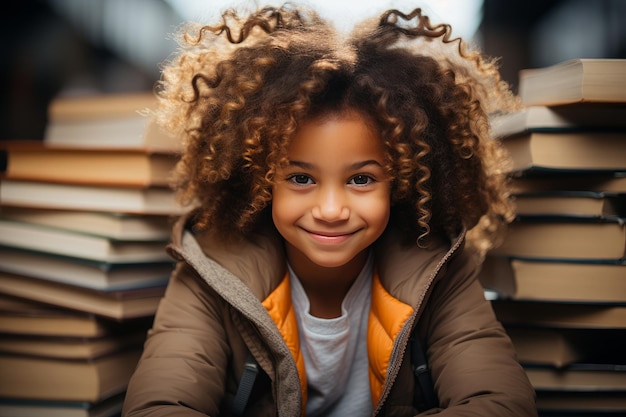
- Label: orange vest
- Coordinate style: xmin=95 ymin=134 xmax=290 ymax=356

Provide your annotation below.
xmin=261 ymin=271 xmax=414 ymax=412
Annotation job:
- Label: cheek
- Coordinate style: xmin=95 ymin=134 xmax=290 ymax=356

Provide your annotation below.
xmin=359 ymin=192 xmax=391 ymax=230
xmin=271 ymin=186 xmax=297 ymax=227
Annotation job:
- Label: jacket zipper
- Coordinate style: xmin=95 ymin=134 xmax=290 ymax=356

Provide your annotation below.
xmin=372 ymin=231 xmax=466 ymax=416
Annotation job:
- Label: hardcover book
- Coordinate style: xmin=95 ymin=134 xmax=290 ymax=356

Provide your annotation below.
xmin=518 ymin=58 xmax=626 ymax=106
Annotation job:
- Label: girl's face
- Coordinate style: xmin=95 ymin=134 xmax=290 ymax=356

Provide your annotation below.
xmin=272 ymin=112 xmax=391 ymax=275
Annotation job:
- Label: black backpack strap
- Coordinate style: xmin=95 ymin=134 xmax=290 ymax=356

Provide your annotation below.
xmin=410 ymin=333 xmax=438 ymax=411
xmin=232 ymin=353 xmax=259 ymax=416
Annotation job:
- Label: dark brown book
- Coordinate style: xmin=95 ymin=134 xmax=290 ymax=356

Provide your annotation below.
xmin=506 ymin=327 xmax=624 ymax=368
xmin=512 ymin=191 xmax=625 ymax=219
xmin=489 ymin=219 xmax=625 ymax=260
xmin=525 ymin=363 xmax=626 ymax=392
xmin=479 ymin=256 xmax=626 ymax=303
xmin=501 ymin=131 xmax=626 ymax=173
xmin=0 ymin=348 xmax=142 ymax=402
xmin=0 ymin=332 xmax=146 ymax=360
xmin=506 ymin=327 xmax=584 ymax=368
xmin=491 ymin=300 xmax=626 ymax=330
xmin=0 ymin=393 xmax=125 ymax=417
xmin=535 ymin=391 xmax=626 ymax=414
xmin=509 ymin=173 xmax=626 ymax=194
xmin=490 ymin=104 xmax=626 ymax=138
xmin=0 ymin=294 xmax=118 ymax=338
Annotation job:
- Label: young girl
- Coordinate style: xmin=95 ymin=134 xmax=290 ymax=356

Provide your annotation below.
xmin=123 ymin=3 xmax=537 ymax=416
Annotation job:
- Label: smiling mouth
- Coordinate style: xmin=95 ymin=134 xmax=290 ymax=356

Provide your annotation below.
xmin=304 ymin=228 xmax=358 ymax=244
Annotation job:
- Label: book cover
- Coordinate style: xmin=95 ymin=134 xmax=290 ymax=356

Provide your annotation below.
xmin=47 ymin=91 xmax=157 ymax=121
xmin=0 ymin=270 xmax=165 ymax=320
xmin=44 ymin=92 xmax=181 ymax=153
xmin=512 ymin=190 xmax=625 ymax=219
xmin=490 ymin=300 xmax=626 ymax=329
xmin=506 ymin=327 xmax=624 ymax=368
xmin=506 ymin=327 xmax=584 ymax=368
xmin=490 ymin=104 xmax=626 ymax=139
xmin=0 ymin=218 xmax=170 ymax=264
xmin=509 ymin=172 xmax=626 ymax=195
xmin=0 ymin=179 xmax=186 ymax=215
xmin=501 ymin=131 xmax=626 ymax=174
xmin=524 ymin=362 xmax=626 ymax=392
xmin=0 ymin=219 xmax=171 ymax=263
xmin=518 ymin=58 xmax=626 ymax=106
xmin=0 ymin=246 xmax=172 ymax=291
xmin=0 ymin=294 xmax=119 ymax=338
xmin=45 ymin=116 xmax=181 ymax=153
xmin=0 ymin=140 xmax=178 ymax=187
xmin=0 ymin=348 xmax=142 ymax=402
xmin=479 ymin=256 xmax=626 ymax=303
xmin=490 ymin=218 xmax=625 ymax=261
xmin=0 ymin=331 xmax=147 ymax=360
xmin=0 ymin=392 xmax=125 ymax=417
xmin=535 ymin=391 xmax=626 ymax=414
xmin=0 ymin=207 xmax=174 ymax=241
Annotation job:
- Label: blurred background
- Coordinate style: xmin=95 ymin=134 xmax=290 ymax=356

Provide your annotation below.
xmin=2 ymin=0 xmax=625 ymax=141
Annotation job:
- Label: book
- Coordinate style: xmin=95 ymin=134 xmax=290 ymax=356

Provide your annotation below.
xmin=0 ymin=218 xmax=170 ymax=263
xmin=0 ymin=140 xmax=177 ymax=187
xmin=0 ymin=219 xmax=170 ymax=263
xmin=535 ymin=391 xmax=626 ymax=414
xmin=47 ymin=91 xmax=158 ymax=121
xmin=509 ymin=173 xmax=626 ymax=194
xmin=0 ymin=207 xmax=173 ymax=241
xmin=0 ymin=393 xmax=124 ymax=417
xmin=490 ymin=104 xmax=626 ymax=139
xmin=0 ymin=246 xmax=172 ymax=291
xmin=0 ymin=348 xmax=142 ymax=401
xmin=518 ymin=58 xmax=626 ymax=106
xmin=0 ymin=331 xmax=146 ymax=360
xmin=0 ymin=179 xmax=185 ymax=215
xmin=501 ymin=131 xmax=626 ymax=173
xmin=490 ymin=300 xmax=626 ymax=329
xmin=44 ymin=92 xmax=180 ymax=152
xmin=479 ymin=257 xmax=626 ymax=303
xmin=524 ymin=363 xmax=626 ymax=391
xmin=512 ymin=191 xmax=625 ymax=219
xmin=489 ymin=219 xmax=626 ymax=260
xmin=506 ymin=327 xmax=624 ymax=368
xmin=0 ymin=271 xmax=165 ymax=320
xmin=0 ymin=294 xmax=125 ymax=337
xmin=506 ymin=327 xmax=584 ymax=368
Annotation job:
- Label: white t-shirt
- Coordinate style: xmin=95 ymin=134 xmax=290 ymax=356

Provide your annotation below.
xmin=289 ymin=253 xmax=373 ymax=417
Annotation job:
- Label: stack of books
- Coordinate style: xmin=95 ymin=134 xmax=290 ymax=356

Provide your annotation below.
xmin=481 ymin=58 xmax=626 ymax=416
xmin=0 ymin=92 xmax=184 ymax=416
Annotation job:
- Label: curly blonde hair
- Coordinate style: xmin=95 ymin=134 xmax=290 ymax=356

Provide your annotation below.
xmin=156 ymin=3 xmax=520 ymax=257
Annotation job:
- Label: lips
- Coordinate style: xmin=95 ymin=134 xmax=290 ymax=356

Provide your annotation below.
xmin=303 ymin=228 xmax=358 ymax=244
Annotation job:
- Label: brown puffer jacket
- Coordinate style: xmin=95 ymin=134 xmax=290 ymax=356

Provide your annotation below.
xmin=122 ymin=216 xmax=537 ymax=416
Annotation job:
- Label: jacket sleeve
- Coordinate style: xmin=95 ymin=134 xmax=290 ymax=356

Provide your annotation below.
xmin=122 ymin=262 xmax=231 ymax=417
xmin=419 ymin=249 xmax=537 ymax=417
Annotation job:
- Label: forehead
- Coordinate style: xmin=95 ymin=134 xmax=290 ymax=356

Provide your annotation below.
xmin=287 ymin=113 xmax=383 ymax=157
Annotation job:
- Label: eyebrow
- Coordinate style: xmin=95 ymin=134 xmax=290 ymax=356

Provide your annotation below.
xmin=288 ymin=160 xmax=383 ymax=170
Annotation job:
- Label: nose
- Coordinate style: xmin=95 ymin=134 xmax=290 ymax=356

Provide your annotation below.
xmin=311 ymin=185 xmax=350 ymax=222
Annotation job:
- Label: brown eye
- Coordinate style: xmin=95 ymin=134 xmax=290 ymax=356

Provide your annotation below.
xmin=350 ymin=175 xmax=374 ymax=186
xmin=288 ymin=174 xmax=314 ymax=185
